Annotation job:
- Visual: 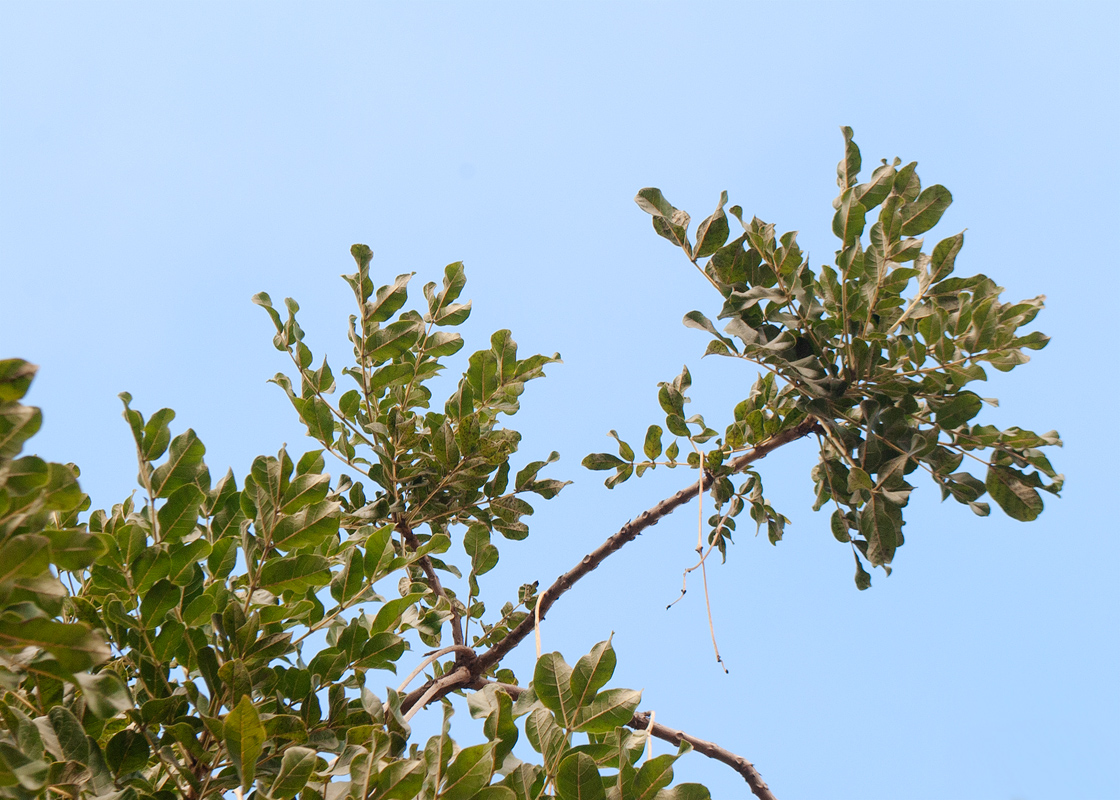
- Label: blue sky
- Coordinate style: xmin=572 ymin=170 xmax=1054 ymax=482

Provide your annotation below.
xmin=2 ymin=3 xmax=1117 ymax=798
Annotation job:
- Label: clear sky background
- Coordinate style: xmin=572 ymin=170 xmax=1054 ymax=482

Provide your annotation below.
xmin=2 ymin=3 xmax=1117 ymax=799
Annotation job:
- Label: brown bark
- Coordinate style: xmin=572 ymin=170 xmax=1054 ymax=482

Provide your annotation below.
xmin=396 ymin=515 xmax=464 ymax=646
xmin=476 ymin=418 xmax=820 ymax=672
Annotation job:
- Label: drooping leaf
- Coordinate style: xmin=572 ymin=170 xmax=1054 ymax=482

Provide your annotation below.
xmin=986 ymin=465 xmax=1044 ymax=521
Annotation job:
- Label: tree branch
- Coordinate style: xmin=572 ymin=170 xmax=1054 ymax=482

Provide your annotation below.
xmin=476 ymin=418 xmax=820 ymax=672
xmin=399 ymin=418 xmax=820 ymax=771
xmin=629 ymin=710 xmax=777 ymax=800
xmin=395 ymin=515 xmax=464 ymax=647
xmin=466 ymin=680 xmax=779 ymax=800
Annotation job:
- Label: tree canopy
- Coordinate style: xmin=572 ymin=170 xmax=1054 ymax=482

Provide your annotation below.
xmin=0 ymin=130 xmax=1060 ymax=800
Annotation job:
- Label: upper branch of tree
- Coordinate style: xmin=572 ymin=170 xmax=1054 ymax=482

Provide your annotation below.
xmin=401 ymin=417 xmax=820 ymax=716
xmin=476 ymin=416 xmax=820 ymax=673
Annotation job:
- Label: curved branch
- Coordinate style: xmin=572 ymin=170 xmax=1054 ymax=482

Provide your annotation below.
xmin=468 ymin=680 xmax=778 ymax=800
xmin=476 ymin=418 xmax=820 ymax=672
xmin=630 ymin=710 xmax=776 ymax=800
xmin=395 ymin=516 xmax=464 ymax=646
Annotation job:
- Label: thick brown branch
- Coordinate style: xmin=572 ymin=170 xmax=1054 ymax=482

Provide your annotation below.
xmin=476 ymin=418 xmax=820 ymax=672
xmin=464 ymin=680 xmax=778 ymax=800
xmin=395 ymin=515 xmax=464 ymax=647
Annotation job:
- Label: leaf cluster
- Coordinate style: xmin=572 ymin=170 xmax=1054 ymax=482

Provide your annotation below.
xmin=590 ymin=128 xmax=1062 ymax=586
xmin=0 ymin=130 xmax=1062 ymax=800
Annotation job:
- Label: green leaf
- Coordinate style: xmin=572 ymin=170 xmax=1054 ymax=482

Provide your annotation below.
xmin=483 ymin=690 xmax=519 ymax=765
xmin=861 ymin=494 xmax=900 ymax=567
xmin=0 ymin=743 xmax=48 ymax=791
xmin=140 ymin=407 xmax=176 ymax=461
xmin=582 ymin=453 xmax=625 ymax=471
xmin=300 ymin=397 xmax=335 ymax=443
xmin=832 ymin=189 xmax=867 ymax=248
xmin=985 ymin=466 xmax=1044 ymax=521
xmin=105 ymin=729 xmax=149 ymax=776
xmin=426 ymin=331 xmax=465 ymax=358
xmin=929 ymin=232 xmax=964 ymax=283
xmin=608 ymin=430 xmax=634 ymax=462
xmin=259 ymin=554 xmax=332 ymax=595
xmin=464 ymin=525 xmax=499 ymax=577
xmin=42 ymin=528 xmax=106 ymax=571
xmin=694 ymin=192 xmax=729 ymax=258
xmin=854 ymin=553 xmax=872 ymax=591
xmin=847 ymin=467 xmax=873 ymax=492
xmin=634 ymin=187 xmax=677 ymax=219
xmin=4 ymin=455 xmax=49 ymax=495
xmin=836 ymin=126 xmax=861 ymax=191
xmin=440 ymin=743 xmax=495 ymax=800
xmin=533 ymin=652 xmax=578 ymax=727
xmin=556 ymin=752 xmax=605 ymax=800
xmin=0 ymin=403 xmax=41 ymax=460
xmin=657 ymin=785 xmax=712 ymax=800
xmin=280 ymin=472 xmax=330 ymax=515
xmin=367 ymin=319 xmax=422 ymax=363
xmin=501 ymin=763 xmax=546 ymax=800
xmin=0 ymin=359 xmax=36 ymax=404
xmin=633 ymin=752 xmax=677 ymax=799
xmin=150 ymin=429 xmax=208 ymax=499
xmin=0 ymin=534 xmax=50 ymax=582
xmin=643 ymin=425 xmax=663 ymax=460
xmin=271 ymin=500 xmax=340 ymax=551
xmin=156 ymin=483 xmax=204 ymax=543
xmin=935 ymin=392 xmax=983 ymax=430
xmin=474 ymin=787 xmax=517 ymax=800
xmin=74 ymin=671 xmax=132 ymax=718
xmin=569 ymin=639 xmax=616 ymax=710
xmin=270 ymin=746 xmax=318 ymax=800
xmin=376 ymin=758 xmax=424 ymax=800
xmin=525 ymin=708 xmax=568 ymax=774
xmin=140 ymin=579 xmax=182 ymax=625
xmin=330 ymin=546 xmax=366 ymax=602
xmin=900 ymin=185 xmax=952 ymax=235
xmin=0 ymin=617 xmax=108 ymax=672
xmin=48 ymin=706 xmax=89 ymax=764
xmin=224 ymin=694 xmax=265 ymax=791
xmin=168 ymin=537 xmax=211 ymax=585
xmin=367 ymin=273 xmax=413 ymax=323
xmin=570 ymin=688 xmax=640 ymax=734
